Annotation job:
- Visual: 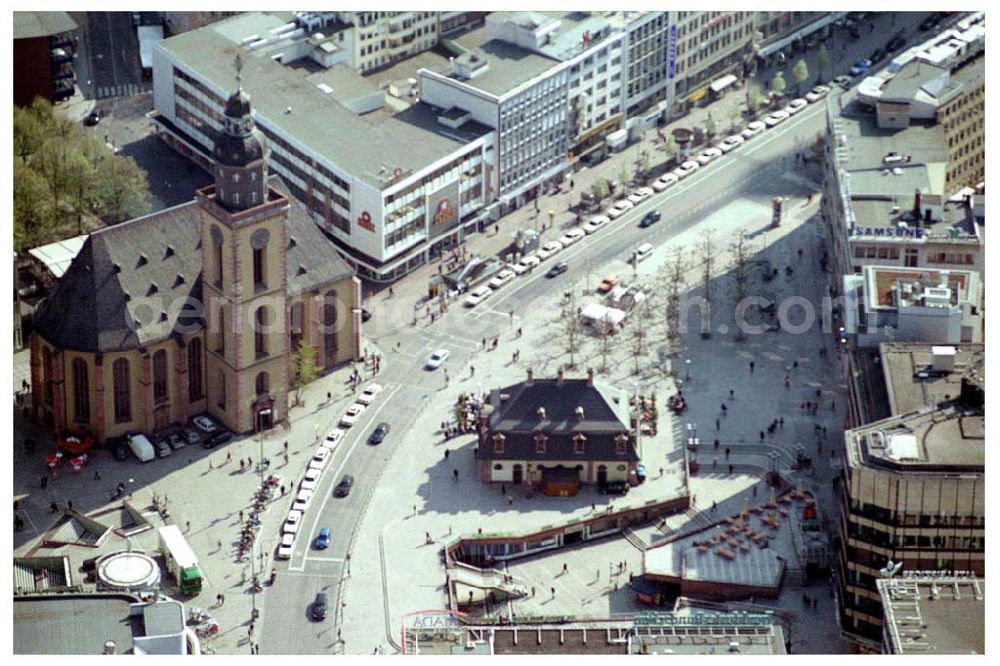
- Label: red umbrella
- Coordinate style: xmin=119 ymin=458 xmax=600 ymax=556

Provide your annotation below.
xmin=45 ymin=454 xmax=59 ymax=465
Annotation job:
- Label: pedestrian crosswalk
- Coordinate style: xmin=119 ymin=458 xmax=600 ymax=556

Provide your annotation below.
xmin=94 ymin=83 xmax=144 ymax=99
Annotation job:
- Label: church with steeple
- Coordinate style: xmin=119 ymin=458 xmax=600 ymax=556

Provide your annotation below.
xmin=30 ymin=64 xmax=361 ymax=442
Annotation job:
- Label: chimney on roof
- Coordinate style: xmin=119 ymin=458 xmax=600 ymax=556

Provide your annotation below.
xmin=913 ymin=189 xmax=922 ymax=224
xmin=575 ymin=406 xmax=585 ymax=420
xmin=537 ymin=407 xmax=546 ymax=420
xmin=526 ymin=368 xmax=534 ymax=385
xmin=587 ymin=367 xmax=594 ymax=386
xmin=557 ymin=368 xmax=564 ymax=387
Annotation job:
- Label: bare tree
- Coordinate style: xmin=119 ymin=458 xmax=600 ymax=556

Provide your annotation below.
xmin=599 ymin=316 xmax=613 ymax=374
xmin=664 ymin=249 xmax=687 ymax=359
xmin=562 ymin=286 xmax=581 ymax=369
xmin=728 ymin=229 xmax=757 ymax=342
xmin=698 ymin=231 xmax=715 ymax=338
xmin=631 ymin=300 xmax=647 ymax=375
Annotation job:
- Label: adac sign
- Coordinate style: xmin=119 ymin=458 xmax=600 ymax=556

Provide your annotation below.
xmin=849 ymin=225 xmax=925 ymax=239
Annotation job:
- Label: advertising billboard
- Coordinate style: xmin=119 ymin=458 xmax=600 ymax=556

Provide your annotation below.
xmin=426 ymin=180 xmax=462 ymax=236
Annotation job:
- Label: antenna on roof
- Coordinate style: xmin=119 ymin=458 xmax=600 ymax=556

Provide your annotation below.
xmin=235 ymin=50 xmax=244 ymax=92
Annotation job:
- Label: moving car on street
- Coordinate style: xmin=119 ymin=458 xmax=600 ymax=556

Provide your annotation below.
xmin=314 ymin=528 xmax=331 ymax=550
xmin=334 ymin=474 xmax=355 ymax=497
xmin=426 ymin=349 xmax=450 ymax=370
xmin=339 ymin=403 xmax=366 ymax=427
xmin=849 ymin=58 xmax=872 ymax=76
xmin=368 ymin=422 xmax=390 ymax=445
xmin=639 ymin=210 xmax=661 ymax=228
xmin=464 ymin=285 xmax=493 ymax=308
xmin=545 ymin=261 xmax=569 ymax=278
xmin=311 ymin=593 xmax=328 ymax=621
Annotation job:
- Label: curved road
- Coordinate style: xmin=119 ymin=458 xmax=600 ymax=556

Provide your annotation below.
xmin=258 ymin=96 xmax=831 ymax=654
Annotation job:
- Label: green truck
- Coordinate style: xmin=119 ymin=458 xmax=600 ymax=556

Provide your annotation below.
xmin=158 ymin=525 xmax=203 ymax=595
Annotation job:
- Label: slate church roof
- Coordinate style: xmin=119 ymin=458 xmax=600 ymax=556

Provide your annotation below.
xmin=33 ymin=179 xmax=352 ymax=353
xmin=477 ymin=375 xmax=639 ymax=462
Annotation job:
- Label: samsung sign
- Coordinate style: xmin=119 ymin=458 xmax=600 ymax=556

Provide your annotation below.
xmin=667 ymin=24 xmax=677 ymax=79
xmin=849 ymin=225 xmax=926 ymax=239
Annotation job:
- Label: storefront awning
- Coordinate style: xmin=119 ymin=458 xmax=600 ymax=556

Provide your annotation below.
xmin=710 ymin=74 xmax=738 ymax=93
xmin=687 ymin=87 xmax=708 ymax=103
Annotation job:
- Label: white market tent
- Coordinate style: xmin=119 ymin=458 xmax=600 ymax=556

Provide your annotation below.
xmin=580 ymin=302 xmax=627 ymax=330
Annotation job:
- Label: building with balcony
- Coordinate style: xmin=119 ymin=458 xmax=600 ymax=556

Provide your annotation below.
xmin=31 ymin=85 xmax=360 ymax=441
xmin=842 ymin=265 xmax=982 ymax=347
xmin=13 ymin=11 xmax=78 ymax=106
xmin=878 ymin=575 xmax=984 ymax=654
xmin=836 ymin=342 xmax=984 ymax=649
xmin=669 ymin=11 xmax=754 ymax=115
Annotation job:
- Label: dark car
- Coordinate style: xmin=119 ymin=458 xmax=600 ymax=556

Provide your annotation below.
xmin=601 ymin=481 xmax=629 ymax=496
xmin=886 ymin=35 xmax=906 ymax=52
xmin=167 ymin=432 xmax=186 ymax=451
xmin=545 ymin=261 xmax=569 ymax=278
xmin=109 ymin=436 xmax=129 ymax=462
xmin=84 ymin=110 xmax=102 ymax=126
xmin=203 ymin=430 xmax=232 ymax=449
xmin=919 ymin=15 xmax=940 ymax=32
xmin=334 ymin=475 xmax=355 ymax=498
xmin=368 ymin=423 xmax=390 ymax=445
xmin=311 ymin=592 xmax=328 ymax=621
xmin=639 ymin=210 xmax=661 ymax=228
xmin=870 ymin=48 xmax=887 ymax=64
xmin=153 ymin=437 xmax=172 ymax=458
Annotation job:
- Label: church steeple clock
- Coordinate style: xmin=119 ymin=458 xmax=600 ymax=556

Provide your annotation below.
xmin=213 ymin=53 xmax=268 ymax=212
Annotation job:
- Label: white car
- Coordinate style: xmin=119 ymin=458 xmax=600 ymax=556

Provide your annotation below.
xmin=464 ymin=285 xmax=493 ymax=307
xmin=804 ymin=85 xmax=830 ymax=103
xmin=653 ymin=173 xmax=679 ymax=192
xmin=508 ymin=261 xmax=529 ymax=276
xmin=764 ymin=110 xmax=790 ymax=127
xmin=276 ymin=532 xmax=295 ymax=559
xmin=357 ymin=383 xmax=383 ymax=405
xmin=519 ymin=255 xmax=541 ymax=271
xmin=300 ymin=467 xmax=322 ymax=491
xmin=294 ymin=488 xmax=313 ymax=508
xmin=583 ymin=215 xmax=610 ymax=234
xmin=484 ymin=271 xmax=511 ymax=290
xmin=323 ymin=428 xmax=345 ymax=449
xmin=339 ymin=403 xmax=366 ymax=427
xmin=283 ymin=509 xmax=303 ymax=535
xmin=606 ymin=199 xmax=634 ymax=219
xmin=426 ymin=348 xmax=450 ymax=369
xmin=741 ymin=121 xmax=766 ymax=139
xmin=673 ymin=160 xmax=700 ymax=179
xmin=541 ymin=240 xmax=563 ymax=255
xmin=784 ymin=98 xmax=808 ymax=115
xmin=719 ymin=135 xmax=744 ymax=153
xmin=291 ymin=499 xmax=309 ymax=513
xmin=191 ymin=415 xmax=218 ymax=434
xmin=534 ymin=246 xmax=554 ymax=261
xmin=309 ymin=447 xmax=331 ymax=471
xmin=627 ymin=187 xmax=654 ymax=204
xmin=559 ymin=229 xmax=585 ymax=246
xmin=696 ymin=147 xmax=722 ymax=166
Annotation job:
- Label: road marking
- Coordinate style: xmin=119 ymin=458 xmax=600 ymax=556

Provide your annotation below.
xmin=304 ymin=556 xmax=345 ymax=564
xmin=282 ymin=570 xmax=341 ymax=579
xmin=288 ymin=384 xmax=403 ymax=572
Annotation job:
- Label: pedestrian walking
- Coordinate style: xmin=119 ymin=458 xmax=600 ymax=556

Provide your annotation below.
xmin=715 ymin=418 xmax=721 ymax=430
xmin=752 ymin=484 xmax=758 ymax=498
xmin=444 ymin=449 xmax=450 ymax=459
xmin=714 ymin=438 xmax=720 ymax=450
xmin=186 ymin=520 xmax=191 ymax=532
xmin=501 ymin=484 xmax=506 ymax=495
xmin=759 ymin=431 xmax=765 ymax=442
xmin=793 ymin=360 xmax=799 ymax=369
xmin=209 ymin=459 xmax=214 ymax=470
xmin=67 ymin=501 xmax=73 ymax=511
xmin=779 ymin=417 xmax=784 ymax=428
xmin=563 ymin=563 xmax=568 ymax=574
xmin=49 ymin=502 xmax=58 ymax=513
xmin=40 ymin=476 xmax=48 ymax=489
xmin=830 ymin=400 xmax=836 ymax=411
xmin=531 ymin=586 xmax=535 ymax=597
xmin=550 ymin=587 xmax=555 ymax=598
xmin=725 ymin=447 xmax=730 ymax=460
xmin=94 ymin=470 xmax=101 ymax=480
xmin=453 ymin=469 xmax=459 ymax=481
xmin=729 ymin=387 xmax=735 ymax=400
xmin=720 ymin=403 xmax=727 ymax=414
xmin=749 ymin=361 xmax=755 ymax=373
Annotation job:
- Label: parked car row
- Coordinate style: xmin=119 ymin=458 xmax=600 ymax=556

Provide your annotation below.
xmin=277 ymin=383 xmax=383 ymax=560
xmin=108 ymin=413 xmax=233 ymax=463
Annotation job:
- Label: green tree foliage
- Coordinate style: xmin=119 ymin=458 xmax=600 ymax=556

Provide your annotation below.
xmin=771 ymin=72 xmax=787 ymax=98
xmin=704 ymin=111 xmax=717 ymax=138
xmin=748 ymin=84 xmax=766 ymax=114
xmin=591 ymin=178 xmax=610 ymax=203
xmin=13 ymin=97 xmax=152 ymax=251
xmin=791 ymin=59 xmax=810 ymax=93
xmin=816 ymin=44 xmax=830 ymax=79
xmin=290 ymin=342 xmax=320 ymax=405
